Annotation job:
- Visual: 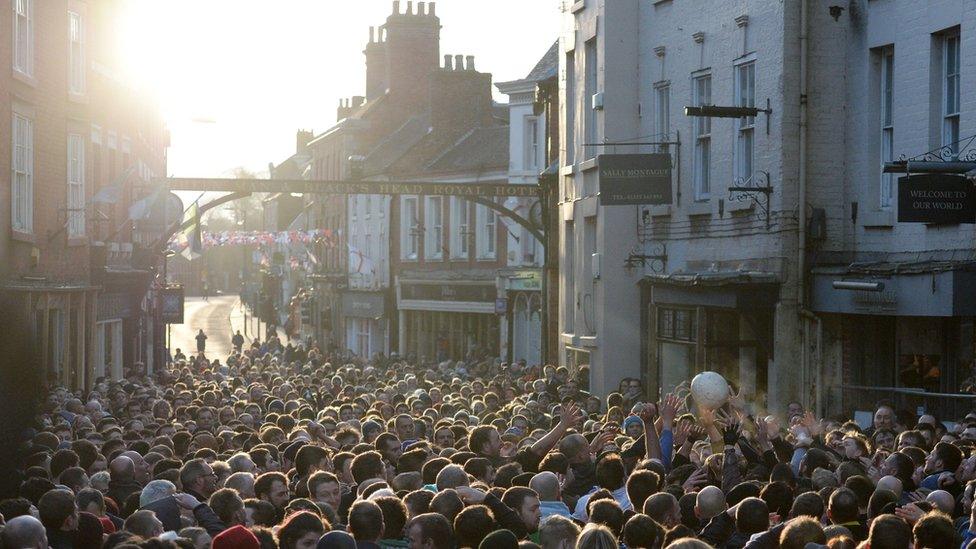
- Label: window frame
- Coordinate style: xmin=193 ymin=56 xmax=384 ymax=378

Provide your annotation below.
xmin=424 ymin=196 xmax=443 ymax=260
xmin=654 ymin=82 xmax=671 ymax=151
xmin=69 ymin=11 xmax=86 ymax=95
xmin=67 ymin=133 xmax=86 ymax=237
xmin=476 ymin=202 xmax=497 ymax=260
xmin=450 ymin=197 xmax=470 ymax=260
xmin=13 ymin=0 xmax=33 ymax=77
xmin=400 ymin=195 xmax=419 ymax=261
xmin=942 ymin=32 xmax=961 ymax=156
xmin=692 ymin=72 xmax=712 ymax=201
xmin=879 ymin=46 xmax=894 ymax=209
xmin=733 ymin=59 xmax=756 ymax=186
xmin=524 ymin=116 xmax=540 ymax=171
xmin=12 ymin=112 xmax=34 ymax=234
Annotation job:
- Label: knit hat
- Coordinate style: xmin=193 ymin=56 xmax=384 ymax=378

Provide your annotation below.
xmin=317 ymin=530 xmax=357 ymax=549
xmin=479 ymin=529 xmax=519 ymax=549
xmin=212 ymin=525 xmax=260 ymax=549
xmin=623 ymin=415 xmax=644 ymax=431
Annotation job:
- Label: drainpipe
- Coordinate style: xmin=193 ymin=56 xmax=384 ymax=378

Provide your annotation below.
xmin=797 ymin=0 xmax=822 ymax=415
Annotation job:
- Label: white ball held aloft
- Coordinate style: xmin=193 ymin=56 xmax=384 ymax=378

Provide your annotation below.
xmin=690 ymin=371 xmax=729 ymax=410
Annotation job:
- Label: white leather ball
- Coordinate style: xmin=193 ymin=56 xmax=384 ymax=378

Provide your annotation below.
xmin=690 ymin=371 xmax=730 ymax=410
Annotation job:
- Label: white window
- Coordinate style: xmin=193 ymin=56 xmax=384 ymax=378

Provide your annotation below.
xmin=13 ymin=0 xmax=33 ymax=77
xmin=69 ymin=12 xmax=85 ymax=94
xmin=655 ymin=83 xmax=670 ymax=151
xmin=524 ymin=117 xmax=540 ymax=171
xmin=351 ymin=318 xmax=370 ymax=357
xmin=67 ymin=134 xmax=85 ymax=237
xmin=564 ymin=51 xmax=576 ymax=165
xmin=477 ymin=202 xmax=497 ymax=260
xmin=880 ymin=47 xmax=894 ymax=209
xmin=692 ymin=73 xmax=712 ymax=200
xmin=942 ymin=32 xmax=961 ymax=156
xmin=12 ymin=113 xmax=33 ymax=233
xmin=400 ymin=196 xmax=419 ymax=260
xmin=734 ymin=61 xmax=756 ymax=185
xmin=424 ymin=196 xmax=443 ymax=259
xmin=584 ymin=39 xmax=598 ymax=159
xmin=450 ymin=197 xmax=470 ymax=259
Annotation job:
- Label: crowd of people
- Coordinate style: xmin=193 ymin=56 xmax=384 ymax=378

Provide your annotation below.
xmin=3 ymin=333 xmax=976 ymax=549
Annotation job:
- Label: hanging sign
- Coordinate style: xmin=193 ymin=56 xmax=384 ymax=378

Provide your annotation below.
xmin=898 ymin=174 xmax=976 ymax=223
xmin=598 ymin=154 xmax=673 ymax=205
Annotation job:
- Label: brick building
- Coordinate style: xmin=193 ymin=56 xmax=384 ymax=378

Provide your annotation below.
xmin=1 ymin=0 xmax=168 ymax=388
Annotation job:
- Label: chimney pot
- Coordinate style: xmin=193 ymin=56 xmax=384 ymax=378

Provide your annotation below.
xmin=418 ymin=1 xmax=425 ymax=15
xmin=428 ymin=2 xmax=435 ymax=15
xmin=406 ymin=1 xmax=413 ymax=14
xmin=454 ymin=54 xmax=464 ymax=71
xmin=369 ymin=26 xmax=374 ymax=43
xmin=392 ymin=0 xmax=399 ymax=14
xmin=443 ymin=54 xmax=453 ymax=70
xmin=465 ymin=55 xmax=475 ymax=71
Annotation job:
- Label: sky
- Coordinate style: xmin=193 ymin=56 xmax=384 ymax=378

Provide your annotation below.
xmin=120 ymin=0 xmax=564 ymax=180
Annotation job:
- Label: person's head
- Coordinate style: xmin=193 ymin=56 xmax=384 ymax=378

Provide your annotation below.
xmin=575 ymin=523 xmax=618 ymax=549
xmin=429 ymin=490 xmax=464 ymax=525
xmin=529 ymin=471 xmax=561 ymax=502
xmin=925 ymin=442 xmax=963 ymax=474
xmin=254 ymin=471 xmax=290 ymax=510
xmin=180 ymin=457 xmax=218 ymax=498
xmin=276 ymin=510 xmax=327 ymax=549
xmin=501 ymin=487 xmax=541 ymax=534
xmin=622 ymin=514 xmax=663 ymax=549
xmin=626 ymin=469 xmax=660 ymax=512
xmin=406 ymin=512 xmax=454 ymax=549
xmin=877 ymin=475 xmax=903 ymax=498
xmin=827 ymin=487 xmax=859 ymax=525
xmin=349 ymin=499 xmax=385 ymax=543
xmin=469 ymin=426 xmax=501 ymax=458
xmin=643 ymin=493 xmax=680 ymax=528
xmin=244 ymin=498 xmax=277 ymax=527
xmin=209 ymin=487 xmax=246 ymax=526
xmin=225 ymin=471 xmax=257 ymax=499
xmin=874 ymin=406 xmax=895 ymax=431
xmin=373 ymin=496 xmax=409 ymax=540
xmin=454 ymin=505 xmax=495 ymax=549
xmin=37 ymin=489 xmax=79 ymax=532
xmin=913 ymin=511 xmax=955 ymax=549
xmin=866 ymin=514 xmax=911 ymax=549
xmin=538 ymin=515 xmax=581 ymax=549
xmin=139 ymin=479 xmax=177 ymax=508
xmin=780 ymin=516 xmax=826 ymax=549
xmin=395 ymin=414 xmax=416 ymax=441
xmin=589 ymin=499 xmax=625 ymax=538
xmin=294 ymin=445 xmax=330 ymax=478
xmin=595 ymin=454 xmax=626 ymax=491
xmin=0 ymin=515 xmax=48 ymax=549
xmin=351 ymin=451 xmax=387 ymax=484
xmin=695 ymin=485 xmax=727 ymax=521
xmin=307 ymin=471 xmax=341 ymax=511
xmin=735 ymin=497 xmax=770 ymax=535
xmin=123 ymin=509 xmax=164 ymax=538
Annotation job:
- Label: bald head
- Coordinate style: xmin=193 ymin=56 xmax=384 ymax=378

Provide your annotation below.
xmin=696 ymin=485 xmax=727 ymax=521
xmin=876 ymin=476 xmax=903 ymax=498
xmin=926 ymin=490 xmax=954 ymax=515
xmin=1 ymin=515 xmax=48 ymax=549
xmin=529 ymin=472 xmax=560 ymax=502
xmin=109 ymin=456 xmax=134 ymax=481
xmin=225 ymin=472 xmax=256 ymax=499
xmin=121 ymin=451 xmax=150 ymax=484
xmin=434 ymin=464 xmax=469 ymax=491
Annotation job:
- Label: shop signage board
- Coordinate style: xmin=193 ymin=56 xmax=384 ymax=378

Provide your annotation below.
xmin=897 ymin=174 xmax=976 ymax=223
xmin=341 ymin=291 xmax=386 ymax=318
xmin=597 ymin=154 xmax=673 ymax=206
xmin=159 ymin=286 xmax=184 ymax=324
xmin=509 ymin=271 xmax=542 ymax=291
xmin=401 ymin=283 xmax=495 ymax=303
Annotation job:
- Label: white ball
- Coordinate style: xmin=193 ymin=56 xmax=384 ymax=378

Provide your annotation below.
xmin=691 ymin=371 xmax=730 ymax=410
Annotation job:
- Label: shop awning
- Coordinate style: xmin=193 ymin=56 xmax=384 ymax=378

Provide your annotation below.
xmin=640 ymin=270 xmax=780 ymax=309
xmin=810 ymin=260 xmax=976 ymax=316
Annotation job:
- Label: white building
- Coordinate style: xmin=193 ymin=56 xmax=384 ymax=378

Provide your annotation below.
xmin=496 ymin=42 xmax=556 ymax=366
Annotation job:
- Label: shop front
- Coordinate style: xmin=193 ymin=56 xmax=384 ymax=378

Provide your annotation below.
xmin=640 ymin=272 xmax=779 ymax=405
xmin=811 ymin=262 xmax=976 ymax=418
xmin=397 ymin=279 xmax=499 ymax=362
xmin=341 ymin=290 xmax=388 ymax=359
xmin=500 ymin=270 xmax=543 ymax=366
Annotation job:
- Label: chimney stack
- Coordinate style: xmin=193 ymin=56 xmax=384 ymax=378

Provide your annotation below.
xmin=428 ymin=1 xmax=435 ymax=15
xmin=454 ymin=55 xmax=464 ymax=71
xmin=384 ymin=0 xmax=440 ymax=111
xmin=296 ymin=129 xmax=314 ymax=153
xmin=406 ymin=1 xmax=413 ymax=14
xmin=443 ymin=54 xmax=453 ymax=70
xmin=465 ymin=55 xmax=475 ymax=71
xmin=429 ymin=54 xmax=493 ymax=136
xmin=418 ymin=1 xmax=425 ymax=15
xmin=369 ymin=26 xmax=374 ymax=43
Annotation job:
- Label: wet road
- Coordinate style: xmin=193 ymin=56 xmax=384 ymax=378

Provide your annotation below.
xmin=168 ymin=296 xmax=236 ymax=359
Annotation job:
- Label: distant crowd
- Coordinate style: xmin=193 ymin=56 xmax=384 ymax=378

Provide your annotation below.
xmin=3 ymin=333 xmax=976 ymax=549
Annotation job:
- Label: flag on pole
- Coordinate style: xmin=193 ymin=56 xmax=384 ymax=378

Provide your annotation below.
xmin=128 ymin=186 xmax=165 ymax=220
xmin=91 ymin=166 xmax=136 ymax=204
xmin=179 ymin=201 xmax=202 ymax=261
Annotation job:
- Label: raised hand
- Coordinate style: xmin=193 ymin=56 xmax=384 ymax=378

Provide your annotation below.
xmin=764 ymin=416 xmax=782 ymax=440
xmin=455 ymin=486 xmax=487 ymax=504
xmin=801 ymin=411 xmax=823 ymax=437
xmin=722 ymin=421 xmax=742 ymax=447
xmin=753 ymin=417 xmax=771 ymax=449
xmin=500 ymin=441 xmax=517 ymax=458
xmin=589 ymin=430 xmax=616 ymax=454
xmin=674 ymin=420 xmax=692 ymax=447
xmin=681 ymin=467 xmax=709 ymax=492
xmin=659 ymin=393 xmax=681 ymax=427
xmin=559 ymin=402 xmax=583 ymax=429
xmin=895 ymin=503 xmax=923 ymax=524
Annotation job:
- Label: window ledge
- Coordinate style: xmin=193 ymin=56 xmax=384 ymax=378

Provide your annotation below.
xmin=571 ymin=0 xmax=586 ymax=13
xmin=861 ymin=210 xmax=894 ymax=228
xmin=12 ymin=69 xmax=37 ymax=88
xmin=580 ymin=158 xmax=598 ymax=172
xmin=686 ymin=201 xmax=712 ymax=217
xmin=578 ymin=335 xmax=599 ymax=347
xmin=11 ymin=229 xmax=35 ymax=243
xmin=560 ymin=164 xmax=575 ymax=176
xmin=649 ymin=205 xmax=672 ymax=217
xmin=66 ymin=236 xmax=87 ymax=247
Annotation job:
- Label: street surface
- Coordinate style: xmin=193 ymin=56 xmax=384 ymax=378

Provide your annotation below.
xmin=169 ymin=296 xmax=236 ymax=359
